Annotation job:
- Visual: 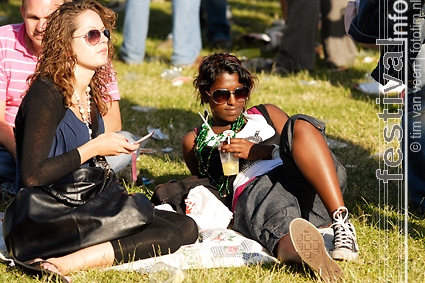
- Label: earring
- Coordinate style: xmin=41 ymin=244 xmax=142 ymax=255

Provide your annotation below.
xmin=243 ymin=101 xmax=248 ymax=112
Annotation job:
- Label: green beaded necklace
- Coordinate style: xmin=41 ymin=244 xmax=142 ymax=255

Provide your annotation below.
xmin=195 ymin=113 xmax=246 ymax=197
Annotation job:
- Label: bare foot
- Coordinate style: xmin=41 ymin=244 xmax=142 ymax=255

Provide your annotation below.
xmin=32 ymin=258 xmax=72 ymax=283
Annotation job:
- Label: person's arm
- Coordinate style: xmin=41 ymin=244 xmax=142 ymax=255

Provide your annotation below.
xmin=18 ymin=80 xmax=80 ymax=187
xmin=220 ymin=104 xmax=290 ymax=160
xmin=18 ymin=79 xmax=138 ymax=188
xmin=182 ymin=130 xmax=199 ymax=176
xmin=102 ymin=100 xmax=121 ymax=132
xmin=103 ymin=71 xmax=122 ymax=132
xmin=0 ymin=101 xmax=16 ymax=159
xmin=77 ymin=131 xmax=138 ymax=165
xmin=0 ymin=48 xmax=15 ymax=158
xmin=263 ymin=103 xmax=289 ymax=135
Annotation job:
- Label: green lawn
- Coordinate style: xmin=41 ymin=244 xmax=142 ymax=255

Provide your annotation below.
xmin=0 ymin=0 xmax=424 ymax=282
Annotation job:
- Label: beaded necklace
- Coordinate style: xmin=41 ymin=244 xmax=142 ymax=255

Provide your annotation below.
xmin=195 ymin=113 xmax=246 ymax=197
xmin=74 ymin=86 xmax=92 ymax=137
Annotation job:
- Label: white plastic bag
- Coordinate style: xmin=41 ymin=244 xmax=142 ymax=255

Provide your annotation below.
xmin=184 ymin=186 xmax=233 ymax=230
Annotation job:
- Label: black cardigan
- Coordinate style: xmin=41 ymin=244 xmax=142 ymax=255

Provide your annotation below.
xmin=15 ymin=78 xmax=81 ymax=188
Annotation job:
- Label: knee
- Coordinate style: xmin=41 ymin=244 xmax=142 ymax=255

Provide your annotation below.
xmin=293 ymin=119 xmax=315 ymax=136
xmin=293 ymin=119 xmax=326 ymax=147
xmin=182 ymin=215 xmax=199 ymax=244
xmin=293 ymin=120 xmax=313 ymax=145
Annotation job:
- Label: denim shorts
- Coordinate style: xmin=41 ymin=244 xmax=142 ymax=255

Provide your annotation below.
xmin=0 ymin=146 xmax=17 ymax=194
xmin=232 ymin=114 xmax=347 ymax=255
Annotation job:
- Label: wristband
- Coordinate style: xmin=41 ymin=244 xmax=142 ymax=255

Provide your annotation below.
xmin=271 ymin=144 xmax=280 ymax=159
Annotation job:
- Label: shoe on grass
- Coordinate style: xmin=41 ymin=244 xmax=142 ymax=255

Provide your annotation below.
xmin=241 ymin=57 xmax=274 ymax=73
xmin=289 ymin=218 xmax=343 ymax=283
xmin=330 ymin=206 xmax=359 ymax=261
xmin=211 ymin=38 xmax=232 ymax=51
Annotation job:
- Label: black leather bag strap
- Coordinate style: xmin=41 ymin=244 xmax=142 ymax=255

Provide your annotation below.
xmin=90 ymin=95 xmax=101 ymax=138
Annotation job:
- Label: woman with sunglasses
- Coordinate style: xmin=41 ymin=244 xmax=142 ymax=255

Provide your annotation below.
xmin=5 ymin=1 xmax=198 ymax=281
xmin=182 ymin=53 xmax=359 ymax=281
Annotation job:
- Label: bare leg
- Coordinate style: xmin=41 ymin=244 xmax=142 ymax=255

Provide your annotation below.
xmin=292 ymin=120 xmax=344 ymax=214
xmin=44 ymin=242 xmax=115 ymax=276
xmin=274 ymin=234 xmax=301 ymax=263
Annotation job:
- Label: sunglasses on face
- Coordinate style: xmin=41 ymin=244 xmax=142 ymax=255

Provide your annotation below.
xmin=206 ymin=86 xmax=250 ymax=104
xmin=73 ymin=29 xmax=110 ymax=46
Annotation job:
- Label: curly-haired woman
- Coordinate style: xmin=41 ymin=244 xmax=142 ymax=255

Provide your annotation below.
xmin=3 ymin=1 xmax=198 ymax=281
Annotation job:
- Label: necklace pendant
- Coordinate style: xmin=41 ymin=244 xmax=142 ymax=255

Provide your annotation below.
xmin=74 ymin=88 xmax=92 ymax=139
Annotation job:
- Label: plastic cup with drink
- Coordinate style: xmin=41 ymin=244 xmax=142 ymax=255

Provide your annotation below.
xmin=219 ymin=130 xmax=239 ymax=176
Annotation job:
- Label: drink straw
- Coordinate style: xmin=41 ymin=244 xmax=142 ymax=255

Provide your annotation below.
xmin=198 ymin=112 xmax=213 ymax=132
xmin=222 ymin=130 xmax=234 ymax=144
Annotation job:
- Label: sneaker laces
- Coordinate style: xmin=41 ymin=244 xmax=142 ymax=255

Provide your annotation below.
xmin=330 ymin=206 xmax=358 ymax=251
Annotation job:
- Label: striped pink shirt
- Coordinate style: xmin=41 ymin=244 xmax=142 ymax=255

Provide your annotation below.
xmin=0 ymin=23 xmax=120 ymax=127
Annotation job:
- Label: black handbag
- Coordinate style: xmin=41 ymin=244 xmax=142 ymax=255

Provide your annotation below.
xmin=151 ymin=176 xmax=224 ymax=213
xmin=2 ymin=102 xmax=154 ymax=262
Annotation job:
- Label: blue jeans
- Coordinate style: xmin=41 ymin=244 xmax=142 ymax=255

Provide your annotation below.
xmin=171 ymin=0 xmax=201 ymax=66
xmin=404 ymin=90 xmax=425 ymax=212
xmin=120 ymin=0 xmax=151 ymax=64
xmin=121 ymin=0 xmax=201 ymax=66
xmin=201 ymin=0 xmax=230 ymax=44
xmin=106 ymin=131 xmax=142 ymax=174
xmin=0 ymin=146 xmax=17 ymax=194
xmin=276 ymin=0 xmax=356 ymax=70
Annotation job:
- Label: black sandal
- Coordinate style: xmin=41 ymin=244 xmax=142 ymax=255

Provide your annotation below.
xmin=13 ymin=259 xmax=70 ymax=283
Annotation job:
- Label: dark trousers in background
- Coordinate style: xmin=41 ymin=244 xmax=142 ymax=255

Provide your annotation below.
xmin=275 ymin=0 xmax=357 ymax=71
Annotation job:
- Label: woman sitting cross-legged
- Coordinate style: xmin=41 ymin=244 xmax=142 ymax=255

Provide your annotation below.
xmin=3 ymin=1 xmax=197 ymax=282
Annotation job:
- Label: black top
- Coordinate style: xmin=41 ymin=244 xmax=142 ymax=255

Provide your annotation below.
xmin=15 ymin=77 xmax=89 ymax=188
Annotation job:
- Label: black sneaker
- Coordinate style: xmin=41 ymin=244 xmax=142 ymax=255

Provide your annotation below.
xmin=211 ymin=38 xmax=232 ymax=51
xmin=330 ymin=207 xmax=359 ymax=261
xmin=290 ymin=218 xmax=343 ymax=283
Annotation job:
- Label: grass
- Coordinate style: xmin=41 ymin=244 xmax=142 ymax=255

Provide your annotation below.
xmin=1 ymin=0 xmax=424 ymax=282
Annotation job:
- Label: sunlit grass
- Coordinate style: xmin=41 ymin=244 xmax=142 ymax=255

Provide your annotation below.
xmin=0 ymin=0 xmax=423 ymax=282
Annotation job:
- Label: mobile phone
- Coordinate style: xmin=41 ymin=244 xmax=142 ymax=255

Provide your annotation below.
xmin=134 ymin=132 xmax=154 ymax=144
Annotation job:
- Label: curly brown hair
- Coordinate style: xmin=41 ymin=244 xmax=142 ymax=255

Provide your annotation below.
xmin=28 ymin=0 xmax=117 ymax=115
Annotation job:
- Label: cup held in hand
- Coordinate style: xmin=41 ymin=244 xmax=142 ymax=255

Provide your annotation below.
xmin=219 ymin=142 xmax=239 ymax=176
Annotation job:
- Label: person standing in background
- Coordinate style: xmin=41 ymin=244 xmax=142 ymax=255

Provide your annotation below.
xmin=274 ymin=0 xmax=357 ymax=74
xmin=120 ymin=0 xmax=202 ymax=67
xmin=201 ymin=0 xmax=231 ymax=50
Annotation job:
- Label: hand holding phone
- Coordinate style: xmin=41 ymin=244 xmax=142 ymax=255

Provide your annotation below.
xmin=134 ymin=131 xmax=154 ymax=145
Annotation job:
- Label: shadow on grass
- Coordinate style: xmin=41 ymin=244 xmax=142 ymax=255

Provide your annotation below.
xmin=119 ymin=97 xmax=423 ymax=240
xmin=262 ymin=261 xmax=320 ymax=281
xmin=328 ymin=134 xmax=425 ymax=241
